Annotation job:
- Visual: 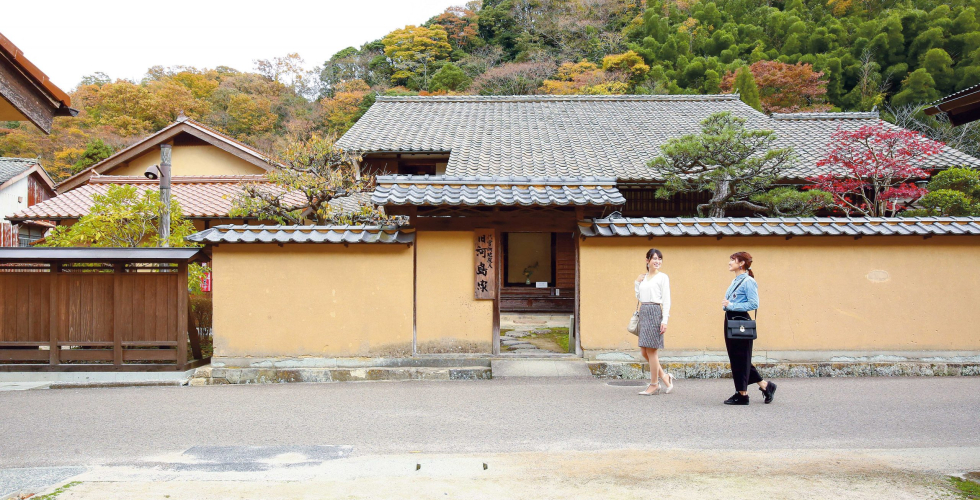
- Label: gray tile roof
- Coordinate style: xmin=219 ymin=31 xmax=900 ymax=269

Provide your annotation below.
xmin=186 ymin=224 xmax=415 ymax=244
xmin=769 ymin=114 xmax=980 ymax=175
xmin=0 ymin=157 xmax=38 ymax=185
xmin=579 ymin=217 xmax=980 ymax=237
xmin=338 ymin=95 xmax=980 ymax=181
xmin=327 ymin=192 xmax=375 ymax=214
xmin=372 ymin=175 xmax=626 ymax=206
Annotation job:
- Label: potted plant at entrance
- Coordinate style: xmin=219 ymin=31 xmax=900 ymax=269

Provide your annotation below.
xmin=523 ymin=262 xmax=539 ymax=285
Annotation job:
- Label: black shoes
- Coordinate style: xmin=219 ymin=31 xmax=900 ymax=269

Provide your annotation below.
xmin=761 ymin=381 xmax=777 ymax=404
xmin=723 ymin=393 xmax=750 ymax=405
xmin=724 ymin=382 xmax=776 ymax=405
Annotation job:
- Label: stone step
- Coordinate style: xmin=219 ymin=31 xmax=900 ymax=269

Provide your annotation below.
xmin=491 ymin=359 xmax=592 ymax=377
xmin=588 ymin=361 xmax=980 ymax=379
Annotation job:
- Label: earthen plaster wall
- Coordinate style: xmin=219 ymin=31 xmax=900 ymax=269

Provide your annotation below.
xmin=211 ymin=244 xmax=413 ymax=358
xmin=112 ymin=144 xmax=266 ymax=177
xmin=579 ymin=235 xmax=980 ymax=352
xmin=415 ymin=231 xmax=494 ymax=353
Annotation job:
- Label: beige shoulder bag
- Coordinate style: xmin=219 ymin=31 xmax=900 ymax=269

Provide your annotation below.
xmin=627 ymin=301 xmax=640 ymax=335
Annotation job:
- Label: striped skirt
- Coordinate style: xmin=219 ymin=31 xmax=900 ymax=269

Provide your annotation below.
xmin=638 ymin=303 xmax=664 ymax=349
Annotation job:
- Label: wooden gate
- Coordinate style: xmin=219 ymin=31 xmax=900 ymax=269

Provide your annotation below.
xmin=0 ymin=248 xmax=207 ymax=371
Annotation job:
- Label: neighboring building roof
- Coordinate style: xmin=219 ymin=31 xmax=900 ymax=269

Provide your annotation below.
xmin=0 ymin=157 xmax=36 ymax=185
xmin=924 ymin=83 xmax=980 ymax=126
xmin=327 ymin=191 xmax=374 ymax=214
xmin=770 ymin=112 xmax=980 ymax=173
xmin=56 ymin=116 xmax=277 ymax=193
xmin=0 ymin=34 xmax=71 ymax=108
xmin=0 ymin=32 xmax=77 ymax=134
xmin=7 ymin=175 xmax=285 ymax=222
xmin=338 ymin=95 xmax=980 ymax=181
xmin=186 ymin=224 xmax=415 ymax=244
xmin=0 ymin=157 xmax=55 ymax=192
xmin=579 ymin=217 xmax=980 ymax=237
xmin=372 ymin=175 xmax=626 ymax=207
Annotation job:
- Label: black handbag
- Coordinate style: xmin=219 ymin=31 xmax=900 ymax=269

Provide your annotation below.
xmin=725 ymin=277 xmax=758 ymax=340
xmin=726 ymin=311 xmax=757 ymax=340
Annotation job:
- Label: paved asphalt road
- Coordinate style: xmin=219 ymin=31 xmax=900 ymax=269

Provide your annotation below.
xmin=1 ymin=376 xmax=978 ymax=469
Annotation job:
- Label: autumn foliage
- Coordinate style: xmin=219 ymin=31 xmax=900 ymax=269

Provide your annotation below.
xmin=721 ymin=61 xmax=830 ymax=114
xmin=806 ymin=123 xmax=944 ymax=217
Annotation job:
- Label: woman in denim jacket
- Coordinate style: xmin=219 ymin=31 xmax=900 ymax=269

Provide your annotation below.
xmin=722 ymin=251 xmax=776 ymax=405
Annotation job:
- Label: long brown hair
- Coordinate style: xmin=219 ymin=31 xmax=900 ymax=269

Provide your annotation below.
xmin=730 ymin=251 xmax=754 ymax=278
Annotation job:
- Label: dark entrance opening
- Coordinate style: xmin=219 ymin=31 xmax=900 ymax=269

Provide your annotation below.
xmin=499 ymin=232 xmax=576 ymax=354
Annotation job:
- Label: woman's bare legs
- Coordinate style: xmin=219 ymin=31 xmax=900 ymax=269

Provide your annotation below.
xmin=649 ymin=348 xmax=670 ymax=387
xmin=639 ymin=347 xmax=660 ymax=394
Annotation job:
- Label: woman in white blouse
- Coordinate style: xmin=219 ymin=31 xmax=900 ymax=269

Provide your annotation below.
xmin=634 ymin=248 xmax=675 ymax=395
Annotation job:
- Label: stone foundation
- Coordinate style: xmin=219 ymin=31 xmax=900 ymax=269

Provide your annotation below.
xmin=589 ymin=361 xmax=980 ymax=379
xmin=190 ymin=357 xmax=493 ymax=385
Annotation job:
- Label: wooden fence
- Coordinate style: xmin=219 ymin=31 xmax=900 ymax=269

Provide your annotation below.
xmin=0 ymin=248 xmax=207 ymax=371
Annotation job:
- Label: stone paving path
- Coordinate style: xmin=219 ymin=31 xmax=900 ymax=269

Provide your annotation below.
xmin=499 ymin=313 xmax=572 ymax=354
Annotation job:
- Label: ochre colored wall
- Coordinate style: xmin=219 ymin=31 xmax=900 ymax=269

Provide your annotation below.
xmin=415 ymin=231 xmax=493 ymax=353
xmin=112 ymin=144 xmax=266 ymax=177
xmin=212 ymin=244 xmax=413 ymax=357
xmin=580 ymin=236 xmax=980 ymax=352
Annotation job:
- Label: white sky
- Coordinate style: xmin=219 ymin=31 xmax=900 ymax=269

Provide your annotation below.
xmin=1 ymin=0 xmax=455 ymax=91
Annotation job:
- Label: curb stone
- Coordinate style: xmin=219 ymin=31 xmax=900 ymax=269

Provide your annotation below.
xmin=588 ymin=361 xmax=980 ymax=379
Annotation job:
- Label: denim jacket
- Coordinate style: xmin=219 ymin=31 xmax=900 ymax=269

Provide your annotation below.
xmin=724 ymin=274 xmax=759 ymax=312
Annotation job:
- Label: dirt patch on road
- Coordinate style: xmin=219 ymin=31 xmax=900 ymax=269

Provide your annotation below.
xmin=47 ymin=449 xmax=964 ymax=500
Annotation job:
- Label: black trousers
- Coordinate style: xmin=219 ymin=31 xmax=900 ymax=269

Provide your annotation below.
xmin=725 ymin=311 xmax=763 ymax=392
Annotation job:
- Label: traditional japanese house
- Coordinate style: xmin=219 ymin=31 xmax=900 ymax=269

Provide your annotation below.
xmin=0 ymin=157 xmax=56 ymax=246
xmin=190 ymin=95 xmax=980 ymax=369
xmin=9 ymin=115 xmax=290 ymax=231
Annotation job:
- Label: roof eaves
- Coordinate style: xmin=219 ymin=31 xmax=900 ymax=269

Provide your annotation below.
xmin=0 ymin=33 xmax=72 ymax=108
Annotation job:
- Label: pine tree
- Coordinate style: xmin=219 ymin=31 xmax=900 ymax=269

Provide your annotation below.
xmin=732 ymin=66 xmax=762 ymax=112
xmin=429 ymin=63 xmax=472 ymax=92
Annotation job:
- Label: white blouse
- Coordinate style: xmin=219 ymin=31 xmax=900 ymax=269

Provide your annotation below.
xmin=634 ymin=272 xmax=672 ymax=325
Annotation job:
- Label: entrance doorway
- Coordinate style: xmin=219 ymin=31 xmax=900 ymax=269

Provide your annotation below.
xmin=498 ymin=232 xmax=577 ymax=355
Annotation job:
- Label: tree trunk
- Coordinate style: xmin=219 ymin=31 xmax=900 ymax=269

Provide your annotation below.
xmin=708 ymin=180 xmax=730 ymax=218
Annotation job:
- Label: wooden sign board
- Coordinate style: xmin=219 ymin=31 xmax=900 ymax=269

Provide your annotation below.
xmin=474 ymin=229 xmax=495 ymax=299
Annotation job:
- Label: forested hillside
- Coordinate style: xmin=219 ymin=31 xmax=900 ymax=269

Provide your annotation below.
xmin=3 ymin=0 xmax=979 ymax=181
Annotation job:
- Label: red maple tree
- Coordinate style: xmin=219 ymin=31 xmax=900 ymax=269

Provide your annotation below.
xmin=806 ymin=122 xmax=945 ymax=217
xmin=721 ymin=61 xmax=830 ymax=113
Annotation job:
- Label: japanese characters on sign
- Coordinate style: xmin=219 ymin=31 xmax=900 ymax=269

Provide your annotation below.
xmin=474 ymin=229 xmax=495 ymax=299
xmin=200 ymin=271 xmax=212 ymax=293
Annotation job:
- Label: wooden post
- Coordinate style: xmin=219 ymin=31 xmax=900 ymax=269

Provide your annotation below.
xmin=112 ymin=263 xmax=123 ymax=366
xmin=574 ymin=233 xmax=583 ymax=357
xmin=159 ymin=144 xmax=172 ymax=247
xmin=176 ymin=262 xmax=188 ymax=368
xmin=412 ymin=235 xmax=418 ymax=355
xmin=48 ymin=263 xmax=60 ymax=366
xmin=492 ymin=229 xmax=501 ymax=355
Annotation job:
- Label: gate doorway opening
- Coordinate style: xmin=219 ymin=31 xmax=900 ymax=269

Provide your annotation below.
xmin=498 ymin=232 xmax=577 ymax=355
